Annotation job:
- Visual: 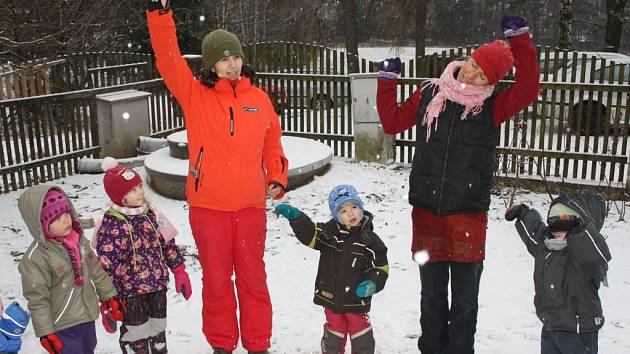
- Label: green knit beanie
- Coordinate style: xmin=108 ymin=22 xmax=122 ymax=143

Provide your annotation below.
xmin=201 ymin=29 xmax=245 ymax=70
xmin=548 ymin=203 xmax=581 ymax=219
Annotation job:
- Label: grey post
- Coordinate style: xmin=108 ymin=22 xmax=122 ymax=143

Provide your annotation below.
xmin=350 ymin=73 xmax=396 ymax=163
xmin=96 ymin=90 xmax=152 ymax=158
xmin=349 ymin=73 xmax=395 ymax=164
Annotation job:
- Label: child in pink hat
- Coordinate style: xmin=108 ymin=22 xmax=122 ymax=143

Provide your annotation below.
xmin=93 ymin=157 xmax=191 ymax=354
xmin=17 ymin=185 xmax=123 ymax=354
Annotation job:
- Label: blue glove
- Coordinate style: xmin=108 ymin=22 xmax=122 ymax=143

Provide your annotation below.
xmin=274 ymin=203 xmax=301 ymax=220
xmin=0 ymin=333 xmax=22 ymax=352
xmin=378 ymin=57 xmax=401 ymax=80
xmin=355 ymin=280 xmax=377 ymax=298
xmin=501 ymin=15 xmax=529 ymax=38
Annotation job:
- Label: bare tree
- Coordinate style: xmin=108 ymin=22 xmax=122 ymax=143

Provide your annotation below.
xmin=0 ymin=0 xmax=141 ymax=63
xmin=603 ymin=0 xmax=627 ymax=52
xmin=415 ymin=0 xmax=429 ymax=58
xmin=559 ymin=0 xmax=573 ymax=49
xmin=340 ymin=0 xmax=360 ymax=73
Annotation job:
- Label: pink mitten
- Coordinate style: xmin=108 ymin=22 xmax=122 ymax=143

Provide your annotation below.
xmin=172 ymin=264 xmax=192 ymax=300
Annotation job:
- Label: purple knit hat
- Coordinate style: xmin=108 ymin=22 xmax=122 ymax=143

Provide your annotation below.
xmin=40 ymin=189 xmax=72 ymax=239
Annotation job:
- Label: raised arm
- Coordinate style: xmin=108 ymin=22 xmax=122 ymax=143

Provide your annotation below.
xmin=492 ymin=16 xmax=541 ymax=126
xmin=376 ymin=58 xmax=420 ymax=135
xmin=505 ymin=204 xmax=547 ymax=256
xmin=146 ymin=0 xmax=196 ymax=104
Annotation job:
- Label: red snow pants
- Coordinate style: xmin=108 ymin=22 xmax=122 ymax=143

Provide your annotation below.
xmin=324 ymin=308 xmax=372 ymax=353
xmin=189 ymin=206 xmax=272 ymax=352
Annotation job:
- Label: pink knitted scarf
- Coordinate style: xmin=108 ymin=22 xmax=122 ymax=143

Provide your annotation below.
xmin=422 ymin=60 xmax=495 ymax=141
xmin=54 ymin=229 xmax=84 ymax=286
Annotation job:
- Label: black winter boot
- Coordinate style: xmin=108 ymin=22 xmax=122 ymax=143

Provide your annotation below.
xmin=321 ymin=325 xmax=345 ymax=354
xmin=248 ymin=351 xmax=270 ymax=354
xmin=213 ymin=349 xmax=232 ymax=354
xmin=350 ymin=328 xmax=375 ymax=354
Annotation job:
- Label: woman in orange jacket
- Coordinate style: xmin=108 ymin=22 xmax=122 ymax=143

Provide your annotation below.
xmin=146 ymin=1 xmax=287 ymax=353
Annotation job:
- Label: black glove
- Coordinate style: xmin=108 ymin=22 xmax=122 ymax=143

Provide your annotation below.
xmin=146 ymin=0 xmax=171 ymax=12
xmin=378 ymin=57 xmax=401 ymax=80
xmin=501 ymin=15 xmax=529 ymax=38
xmin=505 ymin=204 xmax=528 ymax=221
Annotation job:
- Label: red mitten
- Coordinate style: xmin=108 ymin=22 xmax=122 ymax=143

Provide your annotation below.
xmin=40 ymin=333 xmax=63 ymax=354
xmin=172 ymin=264 xmax=192 ymax=300
xmin=106 ymin=296 xmax=126 ymax=321
xmin=99 ymin=302 xmax=117 ymax=333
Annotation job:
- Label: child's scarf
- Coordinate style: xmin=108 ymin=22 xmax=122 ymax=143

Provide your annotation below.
xmin=54 ymin=230 xmax=84 ymax=285
xmin=422 ymin=60 xmax=495 ymax=141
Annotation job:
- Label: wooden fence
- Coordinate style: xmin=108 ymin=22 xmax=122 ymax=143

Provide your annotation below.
xmin=1 ymin=43 xmax=629 ymax=194
xmin=0 ymin=79 xmax=182 ymax=193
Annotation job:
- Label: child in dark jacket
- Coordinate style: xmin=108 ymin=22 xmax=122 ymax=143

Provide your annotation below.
xmin=93 ymin=158 xmax=192 ymax=354
xmin=275 ymin=184 xmax=388 ymax=354
xmin=505 ymin=189 xmax=612 ymax=354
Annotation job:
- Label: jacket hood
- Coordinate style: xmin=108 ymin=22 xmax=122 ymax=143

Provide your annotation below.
xmin=550 ymin=190 xmax=606 ymax=231
xmin=18 ymin=185 xmax=80 ymax=243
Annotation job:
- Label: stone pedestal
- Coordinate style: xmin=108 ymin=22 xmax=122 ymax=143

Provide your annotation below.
xmin=349 ymin=73 xmax=395 ymax=163
xmin=96 ymin=90 xmax=151 ymax=158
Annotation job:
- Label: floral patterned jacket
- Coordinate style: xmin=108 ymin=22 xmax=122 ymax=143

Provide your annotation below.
xmin=95 ymin=207 xmax=184 ymax=297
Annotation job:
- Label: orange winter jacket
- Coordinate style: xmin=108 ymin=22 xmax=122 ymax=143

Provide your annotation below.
xmin=147 ymin=11 xmax=288 ymax=211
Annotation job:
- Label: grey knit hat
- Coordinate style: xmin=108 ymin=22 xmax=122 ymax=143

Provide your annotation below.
xmin=201 ymin=29 xmax=245 ymax=70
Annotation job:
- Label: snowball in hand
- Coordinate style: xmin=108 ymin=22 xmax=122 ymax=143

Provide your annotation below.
xmin=413 ymin=250 xmax=430 ymax=265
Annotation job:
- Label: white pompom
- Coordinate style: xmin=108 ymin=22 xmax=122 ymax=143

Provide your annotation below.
xmin=101 ymin=157 xmax=119 ymax=172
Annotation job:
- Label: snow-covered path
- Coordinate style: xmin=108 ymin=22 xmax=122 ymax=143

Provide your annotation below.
xmin=1 ymin=158 xmax=628 ymax=353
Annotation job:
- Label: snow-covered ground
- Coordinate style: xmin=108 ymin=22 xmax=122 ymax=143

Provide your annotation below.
xmin=1 ymin=158 xmax=629 ymax=353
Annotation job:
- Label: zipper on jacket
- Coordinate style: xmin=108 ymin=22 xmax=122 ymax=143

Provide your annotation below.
xmin=437 ymin=108 xmax=459 ymax=213
xmin=192 ymin=147 xmax=204 ymax=191
xmin=229 ymin=107 xmax=235 ymax=136
xmin=54 ymin=287 xmax=75 ymax=324
xmin=576 ymin=314 xmax=580 ymax=333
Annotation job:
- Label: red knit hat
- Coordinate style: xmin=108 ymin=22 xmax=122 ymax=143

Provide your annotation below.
xmin=40 ymin=189 xmax=72 ymax=239
xmin=471 ymin=40 xmax=514 ymax=84
xmin=102 ymin=157 xmax=142 ymax=206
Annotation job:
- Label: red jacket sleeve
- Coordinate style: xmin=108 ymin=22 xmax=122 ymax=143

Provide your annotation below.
xmin=376 ymin=79 xmax=422 ymax=135
xmin=146 ymin=10 xmax=195 ymax=106
xmin=492 ymin=34 xmax=541 ymax=126
xmin=263 ymin=107 xmax=289 ymax=199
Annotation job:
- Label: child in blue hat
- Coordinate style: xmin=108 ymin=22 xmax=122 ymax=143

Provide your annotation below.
xmin=275 ymin=184 xmax=389 ymax=354
xmin=0 ymin=298 xmax=30 ymax=354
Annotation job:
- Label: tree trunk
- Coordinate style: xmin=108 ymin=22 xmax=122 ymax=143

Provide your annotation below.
xmin=604 ymin=0 xmax=627 ymax=52
xmin=415 ymin=0 xmax=429 ymax=77
xmin=340 ymin=0 xmax=359 ymax=73
xmin=559 ymin=0 xmax=573 ymax=49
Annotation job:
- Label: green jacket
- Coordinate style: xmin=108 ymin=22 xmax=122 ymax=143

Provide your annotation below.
xmin=17 ymin=185 xmax=117 ymax=337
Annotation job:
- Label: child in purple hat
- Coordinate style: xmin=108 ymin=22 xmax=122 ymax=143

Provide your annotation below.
xmin=17 ymin=185 xmax=124 ymax=354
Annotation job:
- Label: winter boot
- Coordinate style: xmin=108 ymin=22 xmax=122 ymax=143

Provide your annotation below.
xmin=121 ymin=338 xmax=150 ymax=354
xmin=322 ymin=325 xmax=346 ymax=354
xmin=248 ymin=351 xmax=270 ymax=354
xmin=148 ymin=331 xmax=168 ymax=354
xmin=350 ymin=328 xmax=375 ymax=354
xmin=213 ymin=349 xmax=232 ymax=354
